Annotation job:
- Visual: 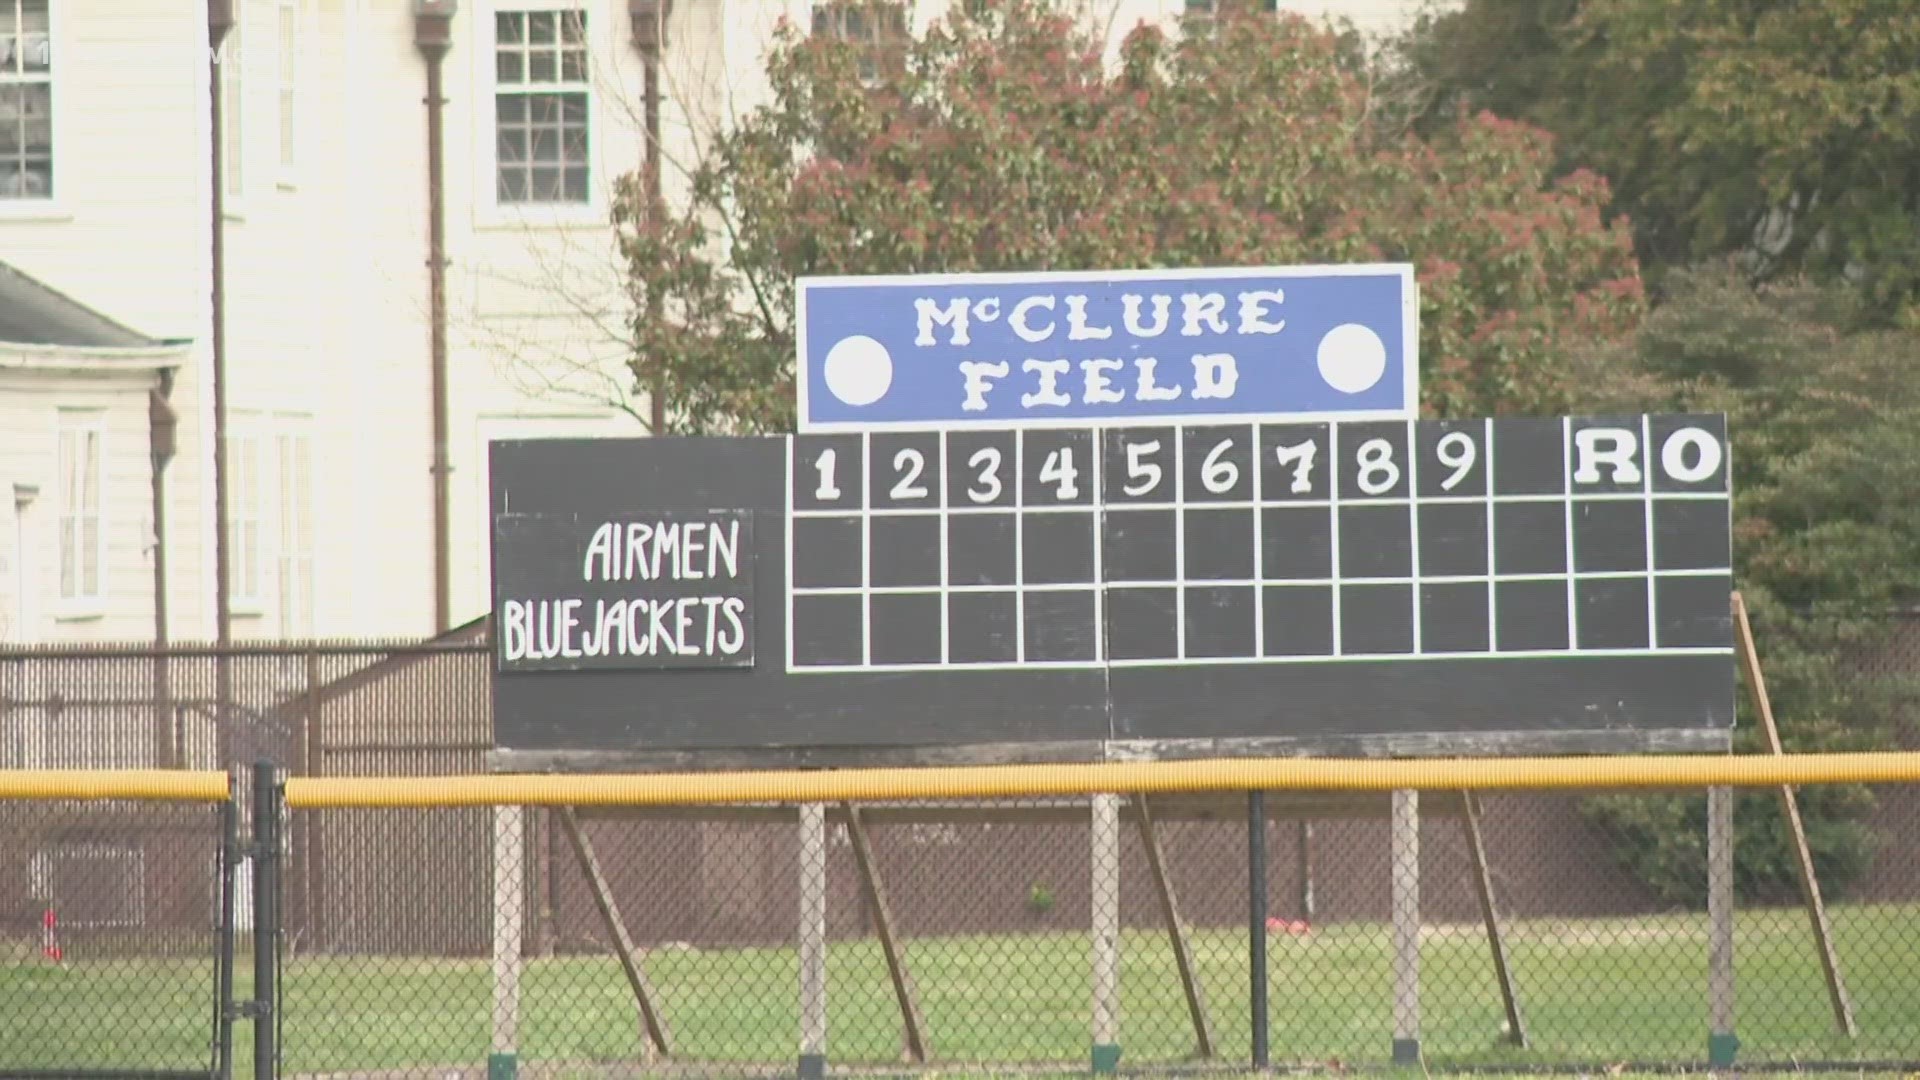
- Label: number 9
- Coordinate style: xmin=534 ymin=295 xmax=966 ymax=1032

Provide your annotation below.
xmin=1435 ymin=431 xmax=1476 ymax=491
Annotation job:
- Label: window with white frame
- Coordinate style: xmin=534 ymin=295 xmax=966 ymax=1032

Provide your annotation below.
xmin=275 ymin=428 xmax=313 ymax=637
xmin=220 ymin=9 xmax=243 ymax=199
xmin=54 ymin=410 xmax=102 ymax=607
xmin=276 ymin=0 xmax=296 ymax=172
xmin=493 ymin=8 xmax=589 ymax=204
xmin=811 ymin=1 xmax=907 ymax=83
xmin=225 ymin=429 xmax=264 ymax=611
xmin=0 ymin=0 xmax=51 ymax=198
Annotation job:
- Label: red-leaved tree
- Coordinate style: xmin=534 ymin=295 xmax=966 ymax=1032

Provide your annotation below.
xmin=614 ymin=0 xmax=1645 ymax=433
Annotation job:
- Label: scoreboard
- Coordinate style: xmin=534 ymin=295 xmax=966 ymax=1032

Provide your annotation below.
xmin=487 ymin=264 xmax=1736 ymax=766
xmin=488 ymin=415 xmax=1735 ymax=762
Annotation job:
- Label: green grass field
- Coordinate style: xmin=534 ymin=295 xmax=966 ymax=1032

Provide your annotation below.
xmin=4 ymin=904 xmax=1919 ymax=1077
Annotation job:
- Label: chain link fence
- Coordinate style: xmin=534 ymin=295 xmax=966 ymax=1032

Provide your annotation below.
xmin=4 ymin=614 xmax=1920 ymax=1077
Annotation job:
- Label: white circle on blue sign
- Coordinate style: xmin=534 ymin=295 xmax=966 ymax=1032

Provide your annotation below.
xmin=822 ymin=335 xmax=893 ymax=407
xmin=1316 ymin=323 xmax=1388 ymax=395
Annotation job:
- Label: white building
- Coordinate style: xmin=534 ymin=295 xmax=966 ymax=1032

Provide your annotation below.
xmin=0 ymin=0 xmax=1432 ymax=647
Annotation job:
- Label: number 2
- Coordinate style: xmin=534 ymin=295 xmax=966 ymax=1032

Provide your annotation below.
xmin=812 ymin=447 xmax=841 ymax=501
xmin=890 ymin=448 xmax=928 ymax=500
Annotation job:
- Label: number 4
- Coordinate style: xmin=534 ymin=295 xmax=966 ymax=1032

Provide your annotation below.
xmin=1040 ymin=447 xmax=1079 ymax=500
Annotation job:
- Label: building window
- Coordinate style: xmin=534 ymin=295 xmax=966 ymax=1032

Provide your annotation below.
xmin=275 ymin=429 xmax=313 ymax=637
xmin=226 ymin=430 xmax=263 ymax=611
xmin=494 ymin=8 xmax=589 ymax=204
xmin=55 ymin=410 xmax=102 ymax=606
xmin=811 ymin=1 xmax=907 ymax=83
xmin=0 ymin=0 xmax=51 ymax=199
xmin=276 ymin=0 xmax=297 ymax=172
xmin=220 ymin=10 xmax=243 ymax=199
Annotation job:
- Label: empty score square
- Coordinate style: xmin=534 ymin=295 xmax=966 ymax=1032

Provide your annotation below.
xmin=1260 ymin=507 xmax=1333 ymax=581
xmin=1494 ymin=578 xmax=1568 ymax=652
xmin=946 ymin=513 xmax=1017 ymax=587
xmin=790 ymin=516 xmax=864 ymax=589
xmin=790 ymin=593 xmax=864 ymax=667
xmin=869 ymin=515 xmax=942 ymax=588
xmin=1024 ymin=590 xmax=1100 ymax=662
xmin=1103 ymin=509 xmax=1178 ymax=583
xmin=1656 ymin=573 xmax=1734 ymax=649
xmin=868 ymin=592 xmax=943 ymax=665
xmin=1338 ymin=504 xmax=1412 ymax=579
xmin=1107 ymin=586 xmax=1179 ymax=661
xmin=1420 ymin=581 xmax=1490 ymax=653
xmin=1493 ymin=502 xmax=1568 ymax=576
xmin=1576 ymin=578 xmax=1650 ymax=650
xmin=1184 ymin=585 xmax=1256 ymax=658
xmin=1417 ymin=503 xmax=1488 ymax=578
xmin=1340 ymin=583 xmax=1415 ymax=655
xmin=1184 ymin=507 xmax=1256 ymax=580
xmin=1573 ymin=500 xmax=1648 ymax=574
xmin=1263 ymin=584 xmax=1333 ymax=656
xmin=1022 ymin=511 xmax=1098 ymax=585
xmin=946 ymin=591 xmax=1018 ymax=664
xmin=1653 ymin=498 xmax=1732 ymax=571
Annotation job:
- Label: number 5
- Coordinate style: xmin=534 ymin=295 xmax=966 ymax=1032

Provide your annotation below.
xmin=1123 ymin=440 xmax=1161 ymax=496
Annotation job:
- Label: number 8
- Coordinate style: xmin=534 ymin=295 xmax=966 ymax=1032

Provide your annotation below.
xmin=1356 ymin=438 xmax=1399 ymax=495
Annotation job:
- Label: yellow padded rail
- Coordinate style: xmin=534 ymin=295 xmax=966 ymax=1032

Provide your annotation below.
xmin=0 ymin=769 xmax=230 ymax=802
xmin=284 ymin=751 xmax=1920 ymax=809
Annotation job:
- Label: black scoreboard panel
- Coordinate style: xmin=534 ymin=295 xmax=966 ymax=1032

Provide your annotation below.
xmin=490 ymin=414 xmax=1737 ymax=758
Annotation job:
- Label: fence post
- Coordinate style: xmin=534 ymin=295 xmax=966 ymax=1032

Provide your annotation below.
xmin=1707 ymin=785 xmax=1738 ymax=1066
xmin=252 ymin=760 xmax=282 ymax=1080
xmin=1248 ymin=791 xmax=1269 ymax=1072
xmin=215 ymin=777 xmax=240 ymax=1080
xmin=798 ymin=803 xmax=829 ymax=1080
xmin=1090 ymin=793 xmax=1122 ymax=1075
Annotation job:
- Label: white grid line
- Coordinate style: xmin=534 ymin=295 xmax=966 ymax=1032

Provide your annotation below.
xmin=1014 ymin=432 xmax=1025 ymax=663
xmin=788 ymin=490 xmax=1724 ymax=516
xmin=939 ymin=431 xmax=951 ymax=665
xmin=788 ymin=644 xmax=1737 ymax=675
xmin=785 ymin=435 xmax=797 ymax=672
xmin=1563 ymin=417 xmax=1577 ymax=650
xmin=1252 ymin=427 xmax=1265 ymax=658
xmin=790 ymin=567 xmax=1731 ymax=597
xmin=1174 ymin=425 xmax=1187 ymax=661
xmin=1091 ymin=434 xmax=1106 ymax=664
xmin=861 ymin=432 xmax=872 ymax=666
xmin=1484 ymin=418 xmax=1497 ymax=652
xmin=1329 ymin=425 xmax=1343 ymax=656
xmin=1408 ymin=418 xmax=1422 ymax=654
xmin=1643 ymin=414 xmax=1658 ymax=648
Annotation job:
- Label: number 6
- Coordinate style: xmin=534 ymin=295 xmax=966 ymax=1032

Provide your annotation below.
xmin=1201 ymin=438 xmax=1238 ymax=495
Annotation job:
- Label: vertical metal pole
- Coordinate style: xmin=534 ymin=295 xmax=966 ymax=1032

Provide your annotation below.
xmin=1707 ymin=786 xmax=1738 ymax=1066
xmin=1390 ymin=790 xmax=1421 ymax=1067
xmin=491 ymin=806 xmax=525 ymax=1080
xmin=1090 ymin=794 xmax=1122 ymax=1074
xmin=214 ymin=786 xmax=238 ymax=1080
xmin=251 ymin=761 xmax=280 ymax=1080
xmin=798 ymin=803 xmax=828 ymax=1080
xmin=1248 ymin=791 xmax=1268 ymax=1071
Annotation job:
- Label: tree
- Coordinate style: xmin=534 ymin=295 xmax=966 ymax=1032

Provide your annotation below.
xmin=1575 ymin=262 xmax=1920 ymax=904
xmin=1393 ymin=0 xmax=1920 ymax=323
xmin=613 ymin=0 xmax=1646 ymax=434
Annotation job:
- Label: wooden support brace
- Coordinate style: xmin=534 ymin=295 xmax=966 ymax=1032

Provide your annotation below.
xmin=1460 ymin=792 xmax=1527 ymax=1047
xmin=1731 ymin=591 xmax=1857 ymax=1037
xmin=1133 ymin=795 xmax=1216 ymax=1059
xmin=839 ymin=803 xmax=929 ymax=1062
xmin=557 ymin=806 xmax=673 ymax=1057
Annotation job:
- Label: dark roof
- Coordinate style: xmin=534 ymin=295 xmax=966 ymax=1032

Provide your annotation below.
xmin=0 ymin=259 xmax=165 ymax=348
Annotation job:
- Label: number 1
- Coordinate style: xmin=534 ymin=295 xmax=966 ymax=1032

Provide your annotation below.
xmin=812 ymin=447 xmax=841 ymax=500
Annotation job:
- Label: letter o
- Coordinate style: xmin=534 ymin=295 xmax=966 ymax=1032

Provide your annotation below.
xmin=1660 ymin=426 xmax=1723 ymax=485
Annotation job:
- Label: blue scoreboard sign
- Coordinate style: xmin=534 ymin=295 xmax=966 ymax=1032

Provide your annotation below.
xmin=795 ymin=264 xmax=1417 ymax=433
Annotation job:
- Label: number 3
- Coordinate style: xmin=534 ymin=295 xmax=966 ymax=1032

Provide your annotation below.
xmin=967 ymin=447 xmax=1003 ymax=503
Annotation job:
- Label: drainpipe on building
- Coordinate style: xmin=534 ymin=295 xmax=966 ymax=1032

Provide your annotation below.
xmin=629 ymin=0 xmax=672 ymax=435
xmin=150 ymin=372 xmax=179 ymax=766
xmin=208 ymin=0 xmax=235 ymax=760
xmin=414 ymin=0 xmax=457 ymax=635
